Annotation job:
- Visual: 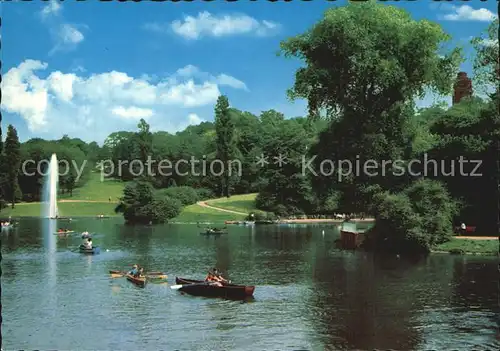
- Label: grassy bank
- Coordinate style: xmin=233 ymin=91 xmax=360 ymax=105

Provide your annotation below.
xmin=205 ymin=193 xmax=259 ymax=214
xmin=0 ymin=202 xmax=118 ymax=217
xmin=1 ymin=173 xmax=124 ymax=218
xmin=1 ymin=174 xmax=249 ymax=222
xmin=172 ymin=204 xmax=246 ymax=223
xmin=59 ymin=173 xmax=126 ymax=202
xmin=433 ymin=238 xmax=498 ymax=255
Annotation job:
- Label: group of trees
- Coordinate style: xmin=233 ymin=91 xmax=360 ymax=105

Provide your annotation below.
xmin=2 ymin=2 xmax=498 ymax=254
xmin=0 ymin=121 xmax=21 ymax=210
xmin=277 ymin=2 xmax=499 ymax=254
xmin=110 ymin=105 xmax=327 ymax=224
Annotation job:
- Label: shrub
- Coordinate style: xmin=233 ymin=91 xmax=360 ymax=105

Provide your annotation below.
xmin=157 ymin=186 xmax=199 ymax=206
xmin=115 ymin=181 xmax=182 ymax=224
xmin=366 ymin=179 xmax=457 ymax=255
xmin=195 ymin=188 xmax=215 ymax=200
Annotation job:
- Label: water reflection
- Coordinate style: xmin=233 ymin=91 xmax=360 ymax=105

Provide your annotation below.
xmin=2 ymin=221 xmax=499 ymax=350
xmin=42 ymin=218 xmax=58 ymax=318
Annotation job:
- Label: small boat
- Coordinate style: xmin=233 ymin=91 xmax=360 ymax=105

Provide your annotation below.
xmin=55 ymin=230 xmax=75 ymax=235
xmin=454 ymin=226 xmax=476 ymax=233
xmin=96 ymin=215 xmax=109 ymax=219
xmin=200 ymin=228 xmax=227 ymax=235
xmin=175 ymin=277 xmax=255 ymax=299
xmin=254 ymin=220 xmax=275 ymax=225
xmin=109 ymin=270 xmax=167 ymax=279
xmin=79 ymin=245 xmax=100 ymax=254
xmin=126 ymin=274 xmax=146 ymax=288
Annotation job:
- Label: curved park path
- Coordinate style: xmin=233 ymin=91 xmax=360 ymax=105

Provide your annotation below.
xmin=196 ymin=201 xmax=248 ymax=216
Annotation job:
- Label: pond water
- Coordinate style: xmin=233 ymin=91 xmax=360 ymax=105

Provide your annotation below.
xmin=1 ymin=218 xmax=498 ymax=350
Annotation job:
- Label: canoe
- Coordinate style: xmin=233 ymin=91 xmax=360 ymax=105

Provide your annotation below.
xmin=175 ymin=277 xmax=255 ymax=299
xmin=54 ymin=231 xmax=75 ymax=235
xmin=109 ymin=270 xmax=167 ymax=280
xmin=126 ymin=274 xmax=146 ymax=288
xmin=79 ymin=246 xmax=100 ymax=254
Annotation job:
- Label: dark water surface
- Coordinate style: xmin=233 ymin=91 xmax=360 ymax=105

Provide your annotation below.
xmin=1 ymin=218 xmax=498 ymax=350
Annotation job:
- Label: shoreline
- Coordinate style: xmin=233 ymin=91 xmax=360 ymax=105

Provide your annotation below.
xmin=430 ymin=250 xmax=498 ymax=256
xmin=280 ymin=218 xmax=375 ymax=223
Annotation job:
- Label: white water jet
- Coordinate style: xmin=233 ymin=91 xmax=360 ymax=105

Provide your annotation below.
xmin=42 ymin=153 xmax=59 ymax=219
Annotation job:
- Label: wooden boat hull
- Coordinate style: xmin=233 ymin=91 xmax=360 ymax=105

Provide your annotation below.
xmin=79 ymin=246 xmax=100 ymax=254
xmin=126 ymin=274 xmax=146 ymax=288
xmin=175 ymin=277 xmax=255 ymax=298
xmin=454 ymin=226 xmax=476 ymax=233
xmin=109 ymin=270 xmax=167 ymax=279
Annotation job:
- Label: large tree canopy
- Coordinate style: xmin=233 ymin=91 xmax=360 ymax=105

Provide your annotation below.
xmin=280 ymin=1 xmax=462 ymax=117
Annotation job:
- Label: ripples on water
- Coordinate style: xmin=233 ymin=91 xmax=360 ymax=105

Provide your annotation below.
xmin=1 ymin=221 xmax=499 ymax=350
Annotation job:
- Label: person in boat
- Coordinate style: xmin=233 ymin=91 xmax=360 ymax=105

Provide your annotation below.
xmin=135 ymin=267 xmax=144 ymax=278
xmin=460 ymin=222 xmax=466 ymax=236
xmin=205 ymin=268 xmax=228 ymax=285
xmin=128 ymin=264 xmax=139 ymax=276
xmin=81 ymin=238 xmax=92 ymax=249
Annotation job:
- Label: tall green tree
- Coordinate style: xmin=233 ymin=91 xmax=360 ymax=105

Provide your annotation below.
xmin=135 ymin=118 xmax=153 ymax=165
xmin=471 ymin=18 xmax=499 ymax=93
xmin=280 ymin=0 xmax=462 ymax=214
xmin=214 ymin=95 xmax=236 ymax=197
xmin=0 ymin=111 xmax=4 ymax=208
xmin=4 ymin=125 xmax=21 ymax=208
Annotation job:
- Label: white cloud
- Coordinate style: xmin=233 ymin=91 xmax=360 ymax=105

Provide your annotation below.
xmin=40 ymin=0 xmax=61 ymax=19
xmin=40 ymin=1 xmax=85 ymax=55
xmin=215 ymin=74 xmax=248 ymax=91
xmin=173 ymin=65 xmax=248 ymax=91
xmin=187 ymin=113 xmax=204 ymax=125
xmin=441 ymin=5 xmax=497 ymax=22
xmin=1 ymin=60 xmax=248 ymax=142
xmin=145 ymin=11 xmax=280 ymax=40
xmin=111 ymin=106 xmax=154 ymax=120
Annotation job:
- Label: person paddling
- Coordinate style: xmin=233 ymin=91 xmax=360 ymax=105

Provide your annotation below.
xmin=128 ymin=264 xmax=139 ymax=276
xmin=460 ymin=222 xmax=466 ymax=236
xmin=205 ymin=268 xmax=228 ymax=286
xmin=136 ymin=267 xmax=144 ymax=278
xmin=85 ymin=238 xmax=93 ymax=249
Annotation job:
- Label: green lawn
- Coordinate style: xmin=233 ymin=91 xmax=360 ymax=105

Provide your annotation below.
xmin=434 ymin=238 xmax=498 ymax=255
xmin=205 ymin=193 xmax=260 ymax=214
xmin=59 ymin=172 xmax=126 ymax=201
xmin=1 ymin=173 xmax=254 ymax=222
xmin=172 ymin=204 xmax=246 ymax=223
xmin=1 ymin=202 xmax=119 ymax=218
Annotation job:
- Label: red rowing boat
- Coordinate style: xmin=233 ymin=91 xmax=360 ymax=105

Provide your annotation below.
xmin=175 ymin=277 xmax=254 ymax=299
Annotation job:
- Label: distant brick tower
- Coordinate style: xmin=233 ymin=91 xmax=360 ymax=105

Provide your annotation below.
xmin=452 ymin=72 xmax=473 ymax=105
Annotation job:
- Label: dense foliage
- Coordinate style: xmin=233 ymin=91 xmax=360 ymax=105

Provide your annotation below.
xmin=114 ymin=181 xmax=182 ymax=224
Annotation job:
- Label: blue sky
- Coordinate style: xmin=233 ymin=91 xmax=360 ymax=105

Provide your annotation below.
xmin=1 ymin=0 xmax=497 ymax=144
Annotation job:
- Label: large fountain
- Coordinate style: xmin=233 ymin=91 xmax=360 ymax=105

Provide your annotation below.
xmin=42 ymin=153 xmax=59 ymax=219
